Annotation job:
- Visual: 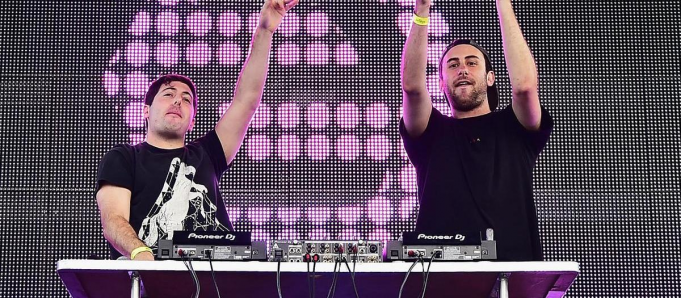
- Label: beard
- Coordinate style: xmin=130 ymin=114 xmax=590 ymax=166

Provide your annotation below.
xmin=445 ymin=83 xmax=487 ymax=112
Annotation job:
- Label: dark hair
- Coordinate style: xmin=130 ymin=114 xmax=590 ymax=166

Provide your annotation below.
xmin=144 ymin=74 xmax=198 ymax=113
xmin=438 ymin=39 xmax=499 ymax=111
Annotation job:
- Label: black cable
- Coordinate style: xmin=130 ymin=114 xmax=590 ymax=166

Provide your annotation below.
xmin=343 ymin=260 xmax=360 ymax=298
xmin=420 ymin=257 xmax=435 ymax=298
xmin=277 ymin=259 xmax=283 ymax=298
xmin=206 ymin=251 xmax=222 ymax=298
xmin=180 ymin=254 xmax=200 ymax=298
xmin=397 ymin=258 xmax=420 ymax=298
xmin=307 ymin=259 xmax=312 ymax=298
xmin=326 ymin=257 xmax=340 ymax=298
xmin=312 ymin=260 xmax=317 ymax=298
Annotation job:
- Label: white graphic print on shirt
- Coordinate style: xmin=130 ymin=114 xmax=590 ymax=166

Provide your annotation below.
xmin=138 ymin=157 xmax=226 ymax=248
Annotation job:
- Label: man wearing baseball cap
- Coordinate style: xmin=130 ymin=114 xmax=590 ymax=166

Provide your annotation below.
xmin=400 ymin=0 xmax=553 ymax=261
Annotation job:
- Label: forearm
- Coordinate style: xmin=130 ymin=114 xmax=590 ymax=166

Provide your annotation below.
xmin=231 ymin=27 xmax=274 ymax=111
xmin=401 ymin=4 xmax=430 ymax=95
xmin=496 ymin=0 xmax=538 ymax=94
xmin=102 ymin=215 xmax=147 ymax=259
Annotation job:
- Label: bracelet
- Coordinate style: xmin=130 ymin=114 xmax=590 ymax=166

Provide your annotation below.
xmin=130 ymin=246 xmax=153 ymax=260
xmin=413 ymin=14 xmax=429 ymax=26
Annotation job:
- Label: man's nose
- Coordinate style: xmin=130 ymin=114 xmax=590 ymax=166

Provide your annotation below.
xmin=458 ymin=67 xmax=469 ymax=76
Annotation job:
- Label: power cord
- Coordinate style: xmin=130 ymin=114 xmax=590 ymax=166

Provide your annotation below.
xmin=179 ymin=250 xmax=200 ymax=298
xmin=398 ymin=257 xmax=422 ymax=298
xmin=277 ymin=259 xmax=283 ymax=298
xmin=205 ymin=250 xmax=222 ymax=298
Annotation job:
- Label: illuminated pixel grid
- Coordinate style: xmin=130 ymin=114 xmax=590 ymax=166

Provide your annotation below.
xmin=1 ymin=1 xmax=680 ymax=297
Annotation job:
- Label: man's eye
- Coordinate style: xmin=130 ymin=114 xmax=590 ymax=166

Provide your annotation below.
xmin=449 ymin=64 xmax=459 ymax=68
xmin=183 ymin=98 xmax=191 ymax=102
xmin=467 ymin=61 xmax=478 ymax=66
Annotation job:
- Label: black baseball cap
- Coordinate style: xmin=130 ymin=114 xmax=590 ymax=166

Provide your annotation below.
xmin=438 ymin=39 xmax=499 ymax=111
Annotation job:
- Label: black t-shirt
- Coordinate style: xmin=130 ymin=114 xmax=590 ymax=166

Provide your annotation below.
xmin=96 ymin=130 xmax=233 ymax=259
xmin=399 ymin=105 xmax=553 ymax=261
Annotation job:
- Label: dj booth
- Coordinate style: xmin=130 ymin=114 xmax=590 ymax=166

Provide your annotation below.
xmin=57 ymin=260 xmax=579 ymax=298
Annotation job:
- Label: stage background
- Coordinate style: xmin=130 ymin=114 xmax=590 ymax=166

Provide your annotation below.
xmin=1 ymin=0 xmax=679 ymax=297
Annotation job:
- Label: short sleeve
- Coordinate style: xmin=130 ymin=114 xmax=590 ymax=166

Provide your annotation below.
xmin=399 ymin=107 xmax=446 ymax=167
xmin=96 ymin=145 xmax=134 ymax=192
xmin=502 ymin=105 xmax=553 ymax=156
xmin=194 ymin=129 xmax=231 ymax=175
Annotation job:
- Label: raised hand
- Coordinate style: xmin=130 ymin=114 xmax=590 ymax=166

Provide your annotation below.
xmin=259 ymin=0 xmax=299 ymax=33
xmin=415 ymin=0 xmax=431 ymax=16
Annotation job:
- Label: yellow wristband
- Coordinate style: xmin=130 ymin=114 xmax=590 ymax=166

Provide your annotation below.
xmin=130 ymin=246 xmax=153 ymax=260
xmin=413 ymin=14 xmax=429 ymax=26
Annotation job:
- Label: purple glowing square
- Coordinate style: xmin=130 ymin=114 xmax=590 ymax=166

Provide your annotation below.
xmin=397 ymin=12 xmax=411 ymax=36
xmin=306 ymin=135 xmax=330 ymax=160
xmin=226 ymin=206 xmax=241 ymax=222
xmin=280 ymin=12 xmax=299 ymax=36
xmin=130 ymin=11 xmax=150 ymax=36
xmin=398 ymin=137 xmax=409 ymax=160
xmin=428 ymin=12 xmax=448 ymax=37
xmin=339 ymin=229 xmax=359 ymax=241
xmin=187 ymin=11 xmax=211 ymax=36
xmin=307 ymin=207 xmax=330 ymax=225
xmin=307 ymin=102 xmax=329 ymax=129
xmin=124 ymin=101 xmax=145 ymax=128
xmin=336 ymin=102 xmax=359 ymax=129
xmin=251 ymin=103 xmax=271 ymax=128
xmin=366 ymin=102 xmax=389 ymax=129
xmin=156 ymin=11 xmax=179 ymax=36
xmin=367 ymin=197 xmax=391 ymax=225
xmin=248 ymin=13 xmax=259 ymax=34
xmin=336 ymin=135 xmax=360 ymax=161
xmin=306 ymin=42 xmax=329 ymax=65
xmin=248 ymin=207 xmax=271 ymax=225
xmin=426 ymin=74 xmax=440 ymax=95
xmin=433 ymin=101 xmax=452 ymax=117
xmin=368 ymin=229 xmax=390 ymax=241
xmin=379 ymin=171 xmax=392 ymax=193
xmin=125 ymin=71 xmax=149 ymax=97
xmin=250 ymin=229 xmax=269 ymax=242
xmin=129 ymin=133 xmax=145 ymax=145
xmin=337 ymin=205 xmax=361 ymax=225
xmin=400 ymin=165 xmax=418 ymax=192
xmin=278 ymin=229 xmax=299 ymax=240
xmin=277 ymin=135 xmax=300 ymax=160
xmin=103 ymin=71 xmax=119 ymax=96
xmin=306 ymin=12 xmax=328 ymax=37
xmin=158 ymin=0 xmax=178 ymax=5
xmin=367 ymin=134 xmax=391 ymax=161
xmin=278 ymin=102 xmax=299 ymax=129
xmin=399 ymin=196 xmax=418 ymax=219
xmin=217 ymin=42 xmax=242 ymax=65
xmin=109 ymin=50 xmax=120 ymax=65
xmin=335 ymin=43 xmax=358 ymax=65
xmin=247 ymin=134 xmax=271 ymax=160
xmin=155 ymin=41 xmax=179 ymax=67
xmin=126 ymin=41 xmax=149 ymax=67
xmin=277 ymin=207 xmax=301 ymax=225
xmin=218 ymin=12 xmax=241 ymax=37
xmin=428 ymin=42 xmax=447 ymax=66
xmin=218 ymin=102 xmax=231 ymax=116
xmin=187 ymin=42 xmax=211 ymax=65
xmin=277 ymin=43 xmax=300 ymax=65
xmin=309 ymin=228 xmax=329 ymax=240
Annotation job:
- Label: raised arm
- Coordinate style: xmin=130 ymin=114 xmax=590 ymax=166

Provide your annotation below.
xmin=96 ymin=185 xmax=153 ymax=260
xmin=215 ymin=0 xmax=299 ymax=163
xmin=401 ymin=0 xmax=432 ymax=137
xmin=496 ymin=0 xmax=542 ymax=130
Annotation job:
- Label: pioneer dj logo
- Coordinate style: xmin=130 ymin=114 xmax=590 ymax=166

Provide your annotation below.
xmin=188 ymin=233 xmax=236 ymax=241
xmin=417 ymin=234 xmax=465 ymax=241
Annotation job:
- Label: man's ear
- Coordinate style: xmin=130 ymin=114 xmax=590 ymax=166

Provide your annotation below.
xmin=188 ymin=116 xmax=196 ymax=132
xmin=486 ymin=71 xmax=496 ymax=87
xmin=143 ymin=105 xmax=150 ymax=120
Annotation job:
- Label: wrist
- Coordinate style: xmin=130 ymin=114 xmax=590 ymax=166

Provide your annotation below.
xmin=130 ymin=246 xmax=153 ymax=260
xmin=414 ymin=5 xmax=430 ymax=18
